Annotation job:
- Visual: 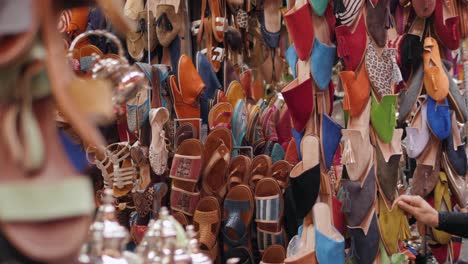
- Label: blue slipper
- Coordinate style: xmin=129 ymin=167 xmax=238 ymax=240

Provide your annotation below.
xmin=311 ymin=38 xmax=336 ymax=90
xmin=286 ymin=44 xmax=298 ymax=79
xmin=197 ymin=51 xmax=222 ymax=124
xmin=320 ymin=114 xmax=342 ymax=170
xmin=427 ymin=96 xmax=451 ymax=140
xmin=292 ymin=128 xmax=304 ymax=161
xmin=232 ymin=100 xmax=248 ymax=150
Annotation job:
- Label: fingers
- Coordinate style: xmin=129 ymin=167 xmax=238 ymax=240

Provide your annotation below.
xmin=399 ymin=194 xmax=423 ymax=207
xmin=397 ymin=200 xmax=418 ymax=216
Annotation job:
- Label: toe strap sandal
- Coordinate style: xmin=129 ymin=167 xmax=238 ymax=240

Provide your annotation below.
xmin=228 ymin=155 xmax=252 ymax=189
xmin=249 ymin=155 xmax=272 ymax=189
xmin=169 ymin=140 xmax=204 ymax=191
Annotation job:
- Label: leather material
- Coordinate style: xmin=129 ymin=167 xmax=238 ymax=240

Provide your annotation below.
xmin=310 ymin=0 xmax=329 ymax=16
xmin=271 ymin=143 xmax=285 ymax=163
xmin=311 ymin=38 xmax=336 ymax=90
xmin=232 ymin=100 xmax=248 ymax=148
xmin=224 ymin=60 xmax=240 ymax=93
xmin=315 ymin=226 xmax=345 ymax=264
xmin=348 ymin=214 xmax=380 ymax=264
xmin=444 ymin=64 xmax=468 ymax=122
xmin=342 ymin=166 xmax=376 ymax=228
xmin=423 ymin=37 xmax=449 ymax=101
xmin=365 ymin=41 xmax=397 ymax=98
xmin=155 ymin=4 xmax=182 ymax=47
xmin=410 ymin=164 xmax=440 ymax=197
xmin=260 ymin=15 xmax=281 ymax=49
xmin=444 ymin=129 xmax=467 ymax=176
xmin=405 ymin=99 xmax=430 ymax=158
xmin=340 ymin=65 xmax=371 ymax=117
xmin=379 ymin=241 xmax=407 ymax=264
xmin=433 ymin=0 xmax=460 ymax=50
xmin=341 ymin=128 xmax=373 ymax=182
xmin=366 ymin=0 xmax=392 ymax=47
xmin=442 ymin=152 xmax=467 ymax=209
xmin=430 ymin=172 xmax=453 ymax=244
xmin=282 ymin=77 xmax=314 ymax=133
xmin=208 ymin=102 xmax=233 ymax=130
xmin=378 ymin=194 xmax=412 ymax=255
xmin=226 ymin=81 xmax=246 ymax=108
xmin=336 ymin=13 xmax=367 ymax=71
xmin=289 ymin=163 xmax=321 ymax=219
xmin=320 ymin=114 xmax=342 ymax=170
xmin=376 ymin=129 xmax=403 ymax=203
xmin=284 ymin=2 xmax=315 ymax=61
xmin=286 ymin=44 xmax=298 ymax=79
xmin=197 ymin=52 xmax=222 ymax=125
xmin=292 ymin=128 xmax=304 ymax=161
xmin=412 ymin=0 xmax=435 ymax=17
xmin=370 ymin=93 xmax=397 ymax=143
xmin=426 ymin=96 xmax=451 ymax=140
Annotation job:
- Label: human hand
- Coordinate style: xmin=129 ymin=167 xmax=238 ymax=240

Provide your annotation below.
xmin=396 ymin=195 xmax=439 ymax=228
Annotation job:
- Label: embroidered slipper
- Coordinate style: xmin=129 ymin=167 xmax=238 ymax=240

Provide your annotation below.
xmin=193 ymin=196 xmax=221 ymax=260
xmin=339 ymin=64 xmax=371 ymax=117
xmin=433 ymin=0 xmax=460 ymax=50
xmin=261 ymin=244 xmax=286 ymax=264
xmin=378 ymin=194 xmax=412 ymax=255
xmin=228 ymin=155 xmax=252 ymax=189
xmin=426 ymin=96 xmax=451 ymax=140
xmin=423 ymin=37 xmax=449 ymax=101
xmin=130 ymin=143 xmax=152 ymax=192
xmin=107 ymin=142 xmax=138 ymax=198
xmin=397 ymin=65 xmax=424 ymax=125
xmin=342 ymin=164 xmax=376 ymax=228
xmin=284 ymin=0 xmax=314 ymax=61
xmin=255 ymin=178 xmax=287 ymax=253
xmin=405 ymin=98 xmax=430 ymax=158
xmin=208 ymin=102 xmax=233 ymax=130
xmin=370 ymin=92 xmax=397 ymax=143
xmin=366 ymin=0 xmax=393 ymax=47
xmin=170 ymin=139 xmax=204 ymax=193
xmin=261 ymin=0 xmax=282 ymax=49
xmin=126 ymin=90 xmax=150 ymax=135
xmin=249 ymin=154 xmax=273 ymax=189
xmin=232 ymin=100 xmax=248 ymax=149
xmin=313 ymin=203 xmax=345 ymax=264
xmin=202 ymin=127 xmax=233 ymax=200
xmin=336 ymin=11 xmax=367 ymax=71
xmin=289 ymin=135 xmax=321 ymax=219
xmin=222 ymin=184 xmax=255 ymax=254
xmin=175 ymin=123 xmax=197 ymax=147
xmin=271 ymin=160 xmax=292 ymax=190
xmin=375 ymin=128 xmax=403 ymax=203
xmin=0 ymin=64 xmax=93 ymax=262
xmin=148 ymin=107 xmax=169 ymax=175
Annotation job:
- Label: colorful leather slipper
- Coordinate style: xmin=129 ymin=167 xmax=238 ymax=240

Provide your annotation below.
xmin=313 ymin=203 xmax=345 ymax=264
xmin=365 ymin=40 xmax=399 ymax=98
xmin=261 ymin=244 xmax=286 ymax=264
xmin=285 ymin=138 xmax=300 ymax=165
xmin=370 ymin=92 xmax=397 ymax=143
xmin=443 ymin=113 xmax=467 ymax=176
xmin=433 ymin=0 xmax=460 ymax=50
xmin=255 ymin=178 xmax=287 ymax=253
xmin=428 ymin=171 xmax=453 ymax=244
xmin=342 ymin=164 xmax=376 ymax=228
xmin=228 ymin=155 xmax=252 ymax=189
xmin=155 ymin=3 xmax=182 ymax=47
xmin=348 ymin=213 xmax=380 ymax=264
xmin=310 ymin=0 xmax=329 ymax=16
xmin=276 ymin=108 xmax=293 ymax=150
xmin=310 ymin=37 xmax=336 ymax=90
xmin=284 ymin=1 xmax=314 ymax=60
xmin=444 ymin=64 xmax=468 ymax=123
xmin=423 ymin=37 xmax=449 ymax=101
xmin=340 ymin=64 xmax=371 ymax=117
xmin=208 ymin=0 xmax=226 ymax=43
xmin=249 ymin=154 xmax=272 ymax=189
xmin=426 ymin=96 xmax=451 ymax=140
xmin=400 ymin=17 xmax=425 ymax=81
xmin=412 ymin=0 xmax=435 ymax=18
xmin=202 ymin=127 xmax=233 ymax=200
xmin=336 ymin=11 xmax=367 ymax=71
xmin=320 ymin=114 xmax=342 ymax=171
xmin=405 ymin=98 xmax=429 ymax=158
xmin=397 ymin=64 xmax=423 ymax=125
xmin=193 ymin=196 xmax=221 ymax=260
xmin=175 ymin=123 xmax=197 ymax=147
xmin=232 ymin=100 xmax=248 ymax=148
xmin=138 ymin=9 xmax=158 ymax=52
xmin=106 ymin=143 xmax=138 ymax=198
xmin=222 ymin=184 xmax=254 ymax=253
xmin=126 ymin=29 xmax=145 ymax=61
xmin=281 ymin=77 xmax=314 ymax=133
xmin=378 ymin=194 xmax=412 ymax=255
xmin=172 ymin=211 xmax=190 ymax=226
xmin=170 ymin=138 xmax=204 ymax=193
xmin=442 ymin=151 xmax=467 ymax=209
xmin=410 ymin=160 xmax=440 ymax=198
xmin=197 ymin=52 xmax=222 ymax=125
xmin=378 ymin=241 xmax=408 ymax=264
xmin=126 ymin=88 xmax=150 ymax=134
xmin=226 ymin=80 xmax=246 ymax=108
xmin=366 ymin=0 xmax=392 ymax=47
xmin=284 ymin=223 xmax=317 ymax=264
xmin=245 ymin=104 xmax=266 ymax=155
xmin=376 ymin=129 xmax=403 ymax=203
xmin=224 ymin=60 xmax=240 ymax=94
xmin=286 ymin=44 xmax=299 ymax=79
xmin=208 ymin=102 xmax=233 ymax=130
xmin=149 ymin=107 xmax=170 ymax=175
xmin=271 ymin=160 xmax=292 ymax=190
xmin=335 ymin=0 xmax=365 ymax=27
xmin=261 ymin=0 xmax=282 ymax=48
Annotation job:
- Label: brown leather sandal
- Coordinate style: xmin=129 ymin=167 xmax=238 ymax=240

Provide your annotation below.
xmin=193 ymin=196 xmax=221 ymax=260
